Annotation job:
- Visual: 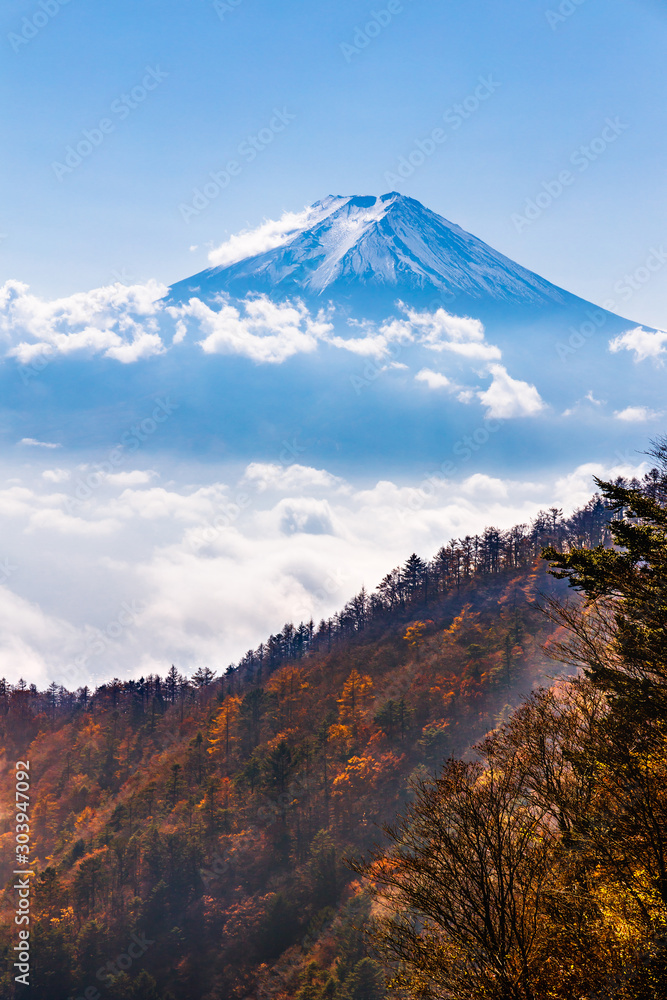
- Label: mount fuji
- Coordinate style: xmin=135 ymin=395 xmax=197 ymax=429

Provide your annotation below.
xmin=170 ymin=191 xmax=573 ymax=313
xmin=1 ymin=192 xmax=663 ymax=474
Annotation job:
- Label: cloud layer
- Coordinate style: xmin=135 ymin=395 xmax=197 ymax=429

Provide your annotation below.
xmin=0 ymin=453 xmax=645 ymax=689
xmin=171 ymin=296 xmax=333 ymax=363
xmin=1 ymin=279 xmax=167 ymax=364
xmin=0 ymin=279 xmax=551 ymax=423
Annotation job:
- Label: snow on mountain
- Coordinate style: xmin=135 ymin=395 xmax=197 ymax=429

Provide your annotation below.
xmin=1 ymin=191 xmax=662 ymax=490
xmin=206 ymin=195 xmax=349 ymax=270
xmin=169 ymin=193 xmax=569 ymax=307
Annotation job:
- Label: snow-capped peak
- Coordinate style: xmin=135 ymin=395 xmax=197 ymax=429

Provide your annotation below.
xmin=171 ymin=193 xmax=568 ymax=307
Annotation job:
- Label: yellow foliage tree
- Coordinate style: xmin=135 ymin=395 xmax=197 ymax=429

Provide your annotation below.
xmin=332 ymin=755 xmax=379 ymax=796
xmin=403 ymin=621 xmax=433 ymax=648
xmin=443 ymin=605 xmax=484 ymax=645
xmin=267 ymin=666 xmax=309 ymax=728
xmin=207 ymin=696 xmax=241 ymax=772
xmin=336 ymin=669 xmax=374 ymax=738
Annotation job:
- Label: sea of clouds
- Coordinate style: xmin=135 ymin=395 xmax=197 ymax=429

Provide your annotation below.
xmin=0 ymin=451 xmax=646 ymax=689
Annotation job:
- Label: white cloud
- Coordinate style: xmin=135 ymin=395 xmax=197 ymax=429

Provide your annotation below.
xmin=242 ymin=463 xmax=346 ymax=494
xmin=326 ymin=317 xmax=413 ymax=359
xmin=275 ymin=497 xmax=338 ymax=536
xmin=415 ymin=368 xmax=453 ymax=390
xmin=460 ymin=473 xmax=509 ymax=499
xmin=457 ymin=389 xmax=475 ymax=404
xmin=27 ymin=507 xmax=121 ymax=536
xmin=406 ymin=306 xmax=485 ymax=343
xmin=403 ymin=306 xmax=502 ymax=360
xmin=0 ymin=486 xmax=44 ymax=519
xmin=207 ymin=200 xmax=344 ymax=268
xmin=1 ymin=279 xmax=168 ymax=364
xmin=173 ymin=294 xmax=332 ymax=364
xmin=0 ymin=587 xmax=80 ymax=690
xmin=0 ymin=279 xmax=531 ymax=397
xmin=477 ymin=364 xmax=545 ymax=419
xmin=105 ymin=332 xmax=166 ymax=363
xmin=327 ymin=333 xmax=392 ymax=358
xmin=42 ymin=468 xmax=70 ymax=483
xmin=105 ymin=484 xmax=228 ymax=523
xmin=444 ymin=341 xmax=502 ymax=361
xmin=208 ymin=212 xmax=311 ymax=268
xmin=614 ymin=405 xmax=663 ymax=423
xmin=563 ymin=392 xmax=607 ymax=417
xmin=379 ymin=318 xmax=414 ymax=342
xmin=329 ymin=305 xmax=503 ymax=376
xmin=105 ymin=470 xmax=158 ymax=487
xmin=554 ymin=460 xmax=647 ymax=510
xmin=20 ymin=438 xmax=61 ymax=449
xmin=609 ymin=326 xmax=667 ymax=364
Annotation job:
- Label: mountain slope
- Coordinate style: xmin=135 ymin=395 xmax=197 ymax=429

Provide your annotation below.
xmin=0 ymin=565 xmax=562 ymax=1000
xmin=168 ymin=193 xmax=572 ymax=309
xmin=0 ymin=497 xmax=616 ymax=1000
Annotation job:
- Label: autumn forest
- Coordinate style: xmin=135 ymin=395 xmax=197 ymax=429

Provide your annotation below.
xmin=0 ymin=442 xmax=666 ymax=1000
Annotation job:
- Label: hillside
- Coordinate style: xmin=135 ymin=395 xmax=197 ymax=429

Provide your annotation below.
xmin=0 ymin=498 xmax=616 ymax=999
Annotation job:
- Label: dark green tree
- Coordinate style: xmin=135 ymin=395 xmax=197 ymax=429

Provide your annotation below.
xmin=344 ymin=958 xmax=386 ymax=1000
xmin=543 ymin=470 xmax=667 ymax=717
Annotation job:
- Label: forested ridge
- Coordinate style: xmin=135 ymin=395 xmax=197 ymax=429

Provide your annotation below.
xmin=0 ymin=451 xmax=664 ymax=999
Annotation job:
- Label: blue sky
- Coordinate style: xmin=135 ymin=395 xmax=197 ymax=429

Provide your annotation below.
xmin=2 ymin=0 xmax=667 ymax=328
